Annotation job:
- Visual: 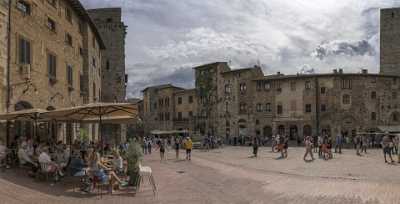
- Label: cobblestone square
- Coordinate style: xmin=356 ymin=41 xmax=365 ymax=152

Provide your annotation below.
xmin=1 ymin=146 xmax=400 ymax=204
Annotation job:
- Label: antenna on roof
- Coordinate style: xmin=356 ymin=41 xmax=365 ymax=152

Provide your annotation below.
xmin=256 ymin=59 xmax=261 ymax=67
xmin=228 ymin=60 xmax=232 ymax=65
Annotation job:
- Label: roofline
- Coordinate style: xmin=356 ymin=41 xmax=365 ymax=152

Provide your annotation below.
xmin=193 ymin=62 xmax=227 ymax=69
xmin=141 ymin=84 xmax=185 ymax=92
xmin=221 ymin=67 xmax=258 ymax=75
xmin=253 ymin=72 xmax=400 ymax=81
xmin=69 ymin=0 xmax=106 ymax=49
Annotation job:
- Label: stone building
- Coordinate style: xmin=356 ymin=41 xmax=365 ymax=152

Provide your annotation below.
xmin=141 ymin=84 xmax=197 ymax=136
xmin=381 ymin=8 xmax=400 ymax=76
xmin=141 ymin=63 xmax=400 ymax=143
xmin=0 ymin=0 xmax=8 ymax=114
xmin=173 ymin=88 xmax=197 ymax=131
xmin=88 ymin=8 xmax=127 ymax=144
xmin=2 ymin=0 xmax=104 ymax=142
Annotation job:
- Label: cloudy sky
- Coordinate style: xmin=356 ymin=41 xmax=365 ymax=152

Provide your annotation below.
xmin=81 ymin=0 xmax=400 ymax=98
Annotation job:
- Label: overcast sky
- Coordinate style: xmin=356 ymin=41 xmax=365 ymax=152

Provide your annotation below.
xmin=81 ymin=0 xmax=400 ymax=98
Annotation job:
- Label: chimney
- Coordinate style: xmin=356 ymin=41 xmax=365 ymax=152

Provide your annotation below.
xmin=338 ymin=69 xmax=343 ymax=74
xmin=362 ymin=69 xmax=368 ymax=74
xmin=277 ymin=72 xmax=281 ymax=75
xmin=333 ymin=69 xmax=338 ymax=74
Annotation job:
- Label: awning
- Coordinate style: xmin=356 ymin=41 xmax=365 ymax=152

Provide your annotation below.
xmin=0 ymin=109 xmax=47 ymax=121
xmin=150 ymin=130 xmax=189 ymax=135
xmin=377 ymin=126 xmax=400 ymax=133
xmin=40 ymin=103 xmax=138 ymax=121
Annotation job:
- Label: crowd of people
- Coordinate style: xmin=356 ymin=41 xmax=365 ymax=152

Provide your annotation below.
xmin=0 ymin=136 xmax=133 ymax=193
xmin=248 ymin=132 xmax=400 ymax=164
xmin=141 ymin=136 xmax=193 ymax=162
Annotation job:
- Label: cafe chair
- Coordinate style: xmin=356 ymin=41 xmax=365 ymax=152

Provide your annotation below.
xmin=137 ymin=163 xmax=157 ymax=196
xmin=37 ymin=162 xmax=57 ymax=182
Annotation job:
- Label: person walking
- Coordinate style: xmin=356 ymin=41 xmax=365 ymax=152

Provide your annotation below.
xmin=303 ymin=136 xmax=314 ymax=161
xmin=335 ymin=132 xmax=343 ymax=154
xmin=361 ymin=135 xmax=368 ymax=154
xmin=142 ymin=137 xmax=148 ymax=155
xmin=147 ymin=139 xmax=152 ymax=155
xmin=174 ymin=137 xmax=180 ymax=160
xmin=382 ymin=133 xmax=394 ymax=163
xmin=318 ymin=135 xmax=323 ymax=158
xmin=184 ymin=137 xmax=193 ymax=160
xmin=355 ymin=134 xmax=362 ymax=156
xmin=252 ymin=136 xmax=259 ymax=158
xmin=159 ymin=138 xmax=166 ymax=162
xmin=393 ymin=135 xmax=399 ymax=155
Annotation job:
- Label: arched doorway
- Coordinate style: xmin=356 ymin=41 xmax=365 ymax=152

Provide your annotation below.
xmin=14 ymin=101 xmax=33 ymax=139
xmin=390 ymin=111 xmax=400 ymax=125
xmin=238 ymin=119 xmax=247 ymax=145
xmin=263 ymin=126 xmax=272 ymax=139
xmin=289 ymin=125 xmax=298 ymax=140
xmin=303 ymin=125 xmax=312 ymax=137
xmin=278 ymin=125 xmax=285 ymax=135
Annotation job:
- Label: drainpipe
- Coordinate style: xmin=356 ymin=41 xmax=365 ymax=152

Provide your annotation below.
xmin=5 ymin=0 xmax=11 ymax=147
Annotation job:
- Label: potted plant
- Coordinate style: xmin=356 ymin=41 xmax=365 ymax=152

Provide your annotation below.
xmin=125 ymin=140 xmax=143 ymax=187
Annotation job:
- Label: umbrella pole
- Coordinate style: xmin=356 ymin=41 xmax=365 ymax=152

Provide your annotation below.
xmin=99 ymin=115 xmax=103 ymax=155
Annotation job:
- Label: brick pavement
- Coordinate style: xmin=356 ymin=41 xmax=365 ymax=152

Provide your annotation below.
xmin=0 ymin=146 xmax=399 ymax=204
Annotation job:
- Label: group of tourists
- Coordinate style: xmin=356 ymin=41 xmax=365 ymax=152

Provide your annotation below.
xmin=248 ymin=131 xmax=400 ymax=164
xmin=142 ymin=136 xmax=193 ymax=162
xmin=0 ymin=135 xmax=134 ymax=194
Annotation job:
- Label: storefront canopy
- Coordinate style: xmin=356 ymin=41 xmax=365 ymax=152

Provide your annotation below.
xmin=377 ymin=126 xmax=400 ymax=133
xmin=0 ymin=108 xmax=47 ymax=121
xmin=39 ymin=103 xmax=138 ymax=121
xmin=150 ymin=130 xmax=189 ymax=135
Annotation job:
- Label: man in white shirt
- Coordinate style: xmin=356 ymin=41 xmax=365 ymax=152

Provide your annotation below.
xmin=18 ymin=143 xmax=38 ymax=174
xmin=38 ymin=147 xmax=63 ymax=177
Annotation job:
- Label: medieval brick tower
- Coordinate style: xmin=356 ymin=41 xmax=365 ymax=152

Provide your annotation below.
xmin=381 ymin=8 xmax=400 ymax=75
xmin=88 ymin=8 xmax=128 ymax=143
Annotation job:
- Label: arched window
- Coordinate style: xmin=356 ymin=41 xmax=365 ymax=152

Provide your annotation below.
xmin=15 ymin=101 xmax=33 ymax=111
xmin=342 ymin=94 xmax=351 ymax=105
xmin=371 ymin=91 xmax=376 ymax=99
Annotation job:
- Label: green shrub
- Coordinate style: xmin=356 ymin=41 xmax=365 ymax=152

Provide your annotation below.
xmin=125 ymin=140 xmax=143 ymax=186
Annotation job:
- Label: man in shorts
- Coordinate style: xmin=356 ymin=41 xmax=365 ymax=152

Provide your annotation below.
xmin=184 ymin=137 xmax=193 ymax=160
xmin=382 ymin=133 xmax=394 ymax=163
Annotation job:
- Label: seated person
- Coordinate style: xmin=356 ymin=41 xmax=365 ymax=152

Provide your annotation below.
xmin=87 ymin=150 xmax=128 ymax=193
xmin=38 ymin=147 xmax=64 ymax=177
xmin=111 ymin=150 xmax=125 ymax=174
xmin=68 ymin=152 xmax=87 ymax=177
xmin=0 ymin=139 xmax=7 ymax=167
xmin=18 ymin=143 xmax=38 ymax=173
xmin=55 ymin=144 xmax=70 ymax=169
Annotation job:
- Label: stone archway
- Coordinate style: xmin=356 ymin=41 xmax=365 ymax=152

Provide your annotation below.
xmin=389 ymin=111 xmax=400 ymax=125
xmin=277 ymin=125 xmax=285 ymax=135
xmin=263 ymin=126 xmax=272 ymax=139
xmin=303 ymin=125 xmax=312 ymax=137
xmin=238 ymin=119 xmax=247 ymax=145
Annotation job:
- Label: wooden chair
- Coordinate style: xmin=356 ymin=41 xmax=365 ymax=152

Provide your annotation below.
xmin=136 ymin=163 xmax=157 ymax=196
xmin=92 ymin=175 xmax=111 ymax=198
xmin=37 ymin=162 xmax=57 ymax=182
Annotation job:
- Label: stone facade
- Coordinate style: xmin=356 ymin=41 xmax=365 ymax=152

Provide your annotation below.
xmin=88 ymin=8 xmax=127 ymax=144
xmin=141 ymin=64 xmax=400 ymax=143
xmin=2 ymin=0 xmax=104 ymax=142
xmin=381 ymin=8 xmax=400 ymax=76
xmin=142 ymin=84 xmax=198 ymax=136
xmin=173 ymin=89 xmax=197 ymax=132
xmin=0 ymin=0 xmax=8 ymax=114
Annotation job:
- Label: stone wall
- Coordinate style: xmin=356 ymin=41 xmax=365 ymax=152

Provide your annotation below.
xmin=381 ymin=8 xmax=400 ymax=76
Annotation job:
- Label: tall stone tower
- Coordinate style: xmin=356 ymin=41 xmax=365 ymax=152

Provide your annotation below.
xmin=381 ymin=8 xmax=400 ymax=75
xmin=88 ymin=8 xmax=128 ymax=144
xmin=88 ymin=8 xmax=127 ymax=102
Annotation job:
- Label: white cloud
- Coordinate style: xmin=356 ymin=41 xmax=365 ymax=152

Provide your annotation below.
xmin=80 ymin=0 xmax=400 ymax=97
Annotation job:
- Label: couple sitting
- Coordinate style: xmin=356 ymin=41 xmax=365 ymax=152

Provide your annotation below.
xmin=70 ymin=148 xmax=127 ymax=193
xmin=38 ymin=147 xmax=64 ymax=181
